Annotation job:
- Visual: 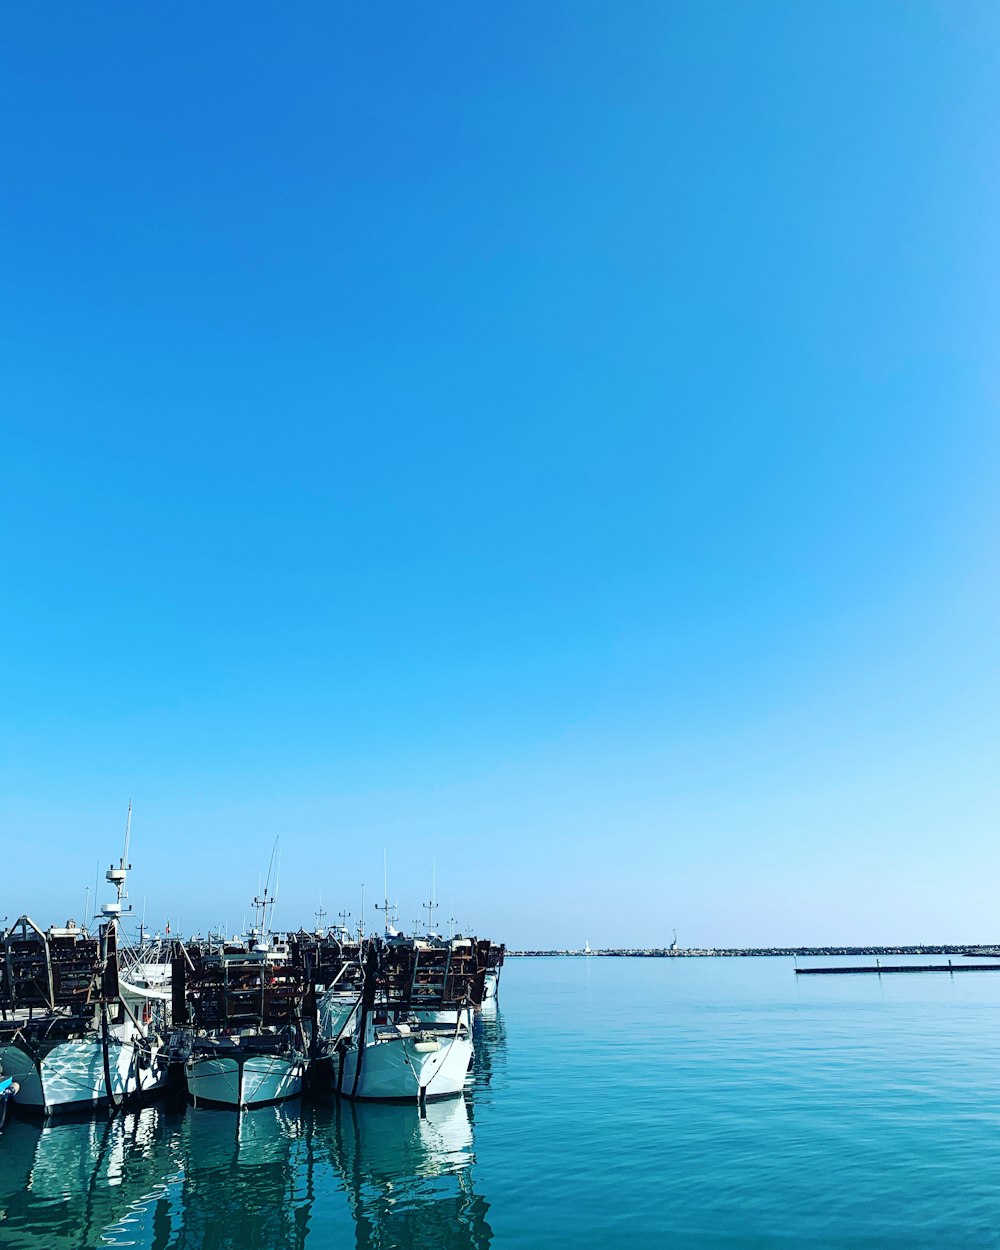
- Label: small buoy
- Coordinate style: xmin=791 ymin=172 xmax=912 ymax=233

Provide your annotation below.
xmin=412 ymin=1040 xmax=440 ymax=1053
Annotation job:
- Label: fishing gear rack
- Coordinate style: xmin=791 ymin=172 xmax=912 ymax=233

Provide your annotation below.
xmin=178 ymin=945 xmax=307 ymax=1029
xmin=289 ymin=932 xmax=364 ymax=989
xmin=0 ymin=916 xmax=101 ymax=1019
xmin=376 ymin=938 xmax=494 ymax=1012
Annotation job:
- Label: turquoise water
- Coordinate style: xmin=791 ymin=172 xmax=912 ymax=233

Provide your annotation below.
xmin=3 ymin=955 xmax=1000 ymax=1248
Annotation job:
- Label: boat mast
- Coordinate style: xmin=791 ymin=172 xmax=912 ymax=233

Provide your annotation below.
xmin=251 ymin=887 xmax=275 ymax=946
xmin=102 ymin=800 xmax=133 ymax=929
xmin=375 ymin=849 xmax=398 ymax=935
xmin=424 ymin=862 xmax=439 ymax=936
xmin=251 ymin=837 xmax=280 ymax=944
xmin=97 ymin=799 xmax=133 ymax=1108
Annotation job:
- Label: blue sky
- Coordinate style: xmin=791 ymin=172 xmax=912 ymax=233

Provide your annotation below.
xmin=3 ymin=4 xmax=999 ymax=946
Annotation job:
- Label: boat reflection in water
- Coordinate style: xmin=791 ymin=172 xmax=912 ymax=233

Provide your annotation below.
xmin=172 ymin=1103 xmax=311 ymax=1249
xmin=471 ymin=999 xmax=508 ymax=1096
xmin=0 ymin=1015 xmax=502 ymax=1248
xmin=0 ymin=1105 xmax=180 ymax=1250
xmin=170 ymin=1097 xmax=493 ymax=1249
xmin=326 ymin=1094 xmax=493 ymax=1250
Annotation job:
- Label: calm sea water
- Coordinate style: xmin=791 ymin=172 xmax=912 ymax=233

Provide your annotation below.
xmin=3 ymin=955 xmax=1000 ymax=1248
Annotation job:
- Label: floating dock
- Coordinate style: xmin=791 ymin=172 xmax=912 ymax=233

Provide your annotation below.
xmin=796 ymin=962 xmax=1000 ymax=975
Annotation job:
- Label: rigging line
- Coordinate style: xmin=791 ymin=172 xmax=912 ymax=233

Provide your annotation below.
xmin=122 ymin=800 xmax=133 ymax=871
xmin=264 ymin=836 xmax=280 ymax=900
xmin=422 ymin=997 xmax=467 ymax=1094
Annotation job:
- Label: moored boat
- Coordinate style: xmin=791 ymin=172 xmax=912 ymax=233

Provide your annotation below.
xmin=337 ymin=1012 xmax=473 ymax=1101
xmin=326 ymin=936 xmax=487 ymax=1102
xmin=0 ymin=809 xmax=170 ymax=1115
xmin=183 ymin=1031 xmax=307 ymax=1109
xmin=171 ymin=887 xmax=310 ymax=1110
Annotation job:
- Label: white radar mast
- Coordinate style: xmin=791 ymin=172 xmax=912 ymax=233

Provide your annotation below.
xmin=101 ymin=801 xmax=133 ymax=922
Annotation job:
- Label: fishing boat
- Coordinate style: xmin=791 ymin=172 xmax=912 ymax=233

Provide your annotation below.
xmin=336 ymin=1004 xmax=473 ymax=1102
xmin=327 ymin=936 xmax=484 ymax=1101
xmin=0 ymin=806 xmax=170 ymax=1115
xmin=172 ymin=887 xmax=309 ymax=1110
xmin=295 ymin=926 xmax=365 ymax=1065
xmin=182 ymin=1027 xmax=307 ymax=1110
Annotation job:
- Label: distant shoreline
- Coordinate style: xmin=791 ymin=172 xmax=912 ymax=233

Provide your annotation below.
xmin=507 ymin=945 xmax=1000 ymax=958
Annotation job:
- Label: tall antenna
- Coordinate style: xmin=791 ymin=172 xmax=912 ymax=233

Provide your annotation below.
xmin=252 ymin=885 xmax=274 ymax=941
xmin=358 ymin=883 xmax=366 ymax=942
xmin=375 ymin=896 xmax=396 ymax=934
xmin=424 ymin=862 xmax=439 ymax=935
xmin=376 ymin=849 xmax=397 ymax=933
xmin=337 ymin=907 xmax=351 ymax=937
xmin=314 ymin=898 xmax=328 ymax=934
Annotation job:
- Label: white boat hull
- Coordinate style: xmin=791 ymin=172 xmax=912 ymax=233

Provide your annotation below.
xmin=0 ymin=1033 xmax=167 ymax=1115
xmin=413 ymin=1006 xmax=474 ymax=1029
xmin=339 ymin=1032 xmax=473 ymax=1101
xmin=186 ymin=1052 xmax=304 ymax=1109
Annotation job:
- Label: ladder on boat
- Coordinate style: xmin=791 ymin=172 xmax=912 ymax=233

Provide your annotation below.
xmin=408 ymin=944 xmax=453 ymax=1010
